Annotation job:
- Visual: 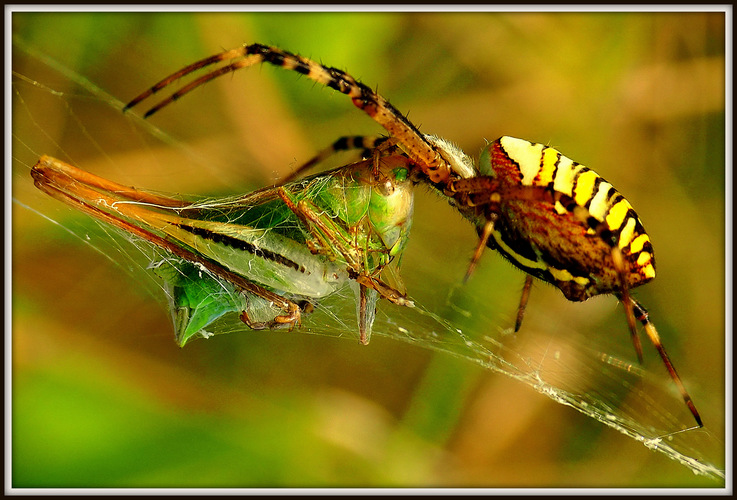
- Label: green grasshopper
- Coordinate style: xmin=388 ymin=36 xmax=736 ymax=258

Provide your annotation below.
xmin=31 ymin=153 xmax=414 ymax=346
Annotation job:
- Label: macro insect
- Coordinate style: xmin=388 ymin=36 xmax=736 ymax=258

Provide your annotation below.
xmin=31 ymin=152 xmax=415 ymax=346
xmin=34 ymin=42 xmax=701 ymax=427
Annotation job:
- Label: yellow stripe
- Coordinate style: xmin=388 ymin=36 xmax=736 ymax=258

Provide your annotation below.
xmin=554 ymin=200 xmax=568 ymax=215
xmin=282 ymin=57 xmax=299 ymax=70
xmin=629 ymin=233 xmax=650 ymax=254
xmin=605 ymin=198 xmax=633 ymax=232
xmin=588 ymin=181 xmax=613 ymax=221
xmin=549 ymin=267 xmax=590 ymax=286
xmin=535 ymin=147 xmax=558 ymax=186
xmin=573 ymin=170 xmax=598 ymax=208
xmin=553 ymin=155 xmax=585 ymax=196
xmin=499 ymin=136 xmax=544 ymax=186
xmin=492 ymin=229 xmax=591 ymax=287
xmin=637 ymin=251 xmax=653 ymax=266
xmin=618 ymin=217 xmax=636 ymax=249
xmin=492 ymin=228 xmax=544 ymax=270
xmin=643 ymin=263 xmax=656 ymax=279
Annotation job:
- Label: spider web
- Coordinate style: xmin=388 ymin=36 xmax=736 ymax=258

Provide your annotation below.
xmin=11 ymin=36 xmax=726 ymax=482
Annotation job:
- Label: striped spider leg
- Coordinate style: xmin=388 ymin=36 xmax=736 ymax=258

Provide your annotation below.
xmin=123 ymin=43 xmax=478 ymax=187
xmin=277 ymin=136 xmax=393 ymax=185
xmin=448 ymin=136 xmax=702 ymax=427
xmin=31 ymin=153 xmax=415 ymax=346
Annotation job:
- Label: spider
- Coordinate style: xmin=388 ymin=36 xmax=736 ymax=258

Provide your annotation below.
xmin=124 ymin=42 xmax=702 ymax=427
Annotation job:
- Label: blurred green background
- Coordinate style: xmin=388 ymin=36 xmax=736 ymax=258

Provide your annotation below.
xmin=11 ymin=11 xmax=725 ymax=488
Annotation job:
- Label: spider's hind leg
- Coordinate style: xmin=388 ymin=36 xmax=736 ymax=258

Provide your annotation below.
xmin=610 ymin=245 xmax=644 ymax=364
xmin=559 ymin=194 xmax=645 ymax=363
xmin=564 ymin=193 xmax=702 ymax=427
xmin=626 ymin=297 xmax=703 ymax=428
xmin=514 ymin=275 xmax=534 ymax=332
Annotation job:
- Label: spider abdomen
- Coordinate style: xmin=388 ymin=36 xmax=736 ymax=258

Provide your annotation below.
xmin=479 ymin=136 xmax=656 ymax=301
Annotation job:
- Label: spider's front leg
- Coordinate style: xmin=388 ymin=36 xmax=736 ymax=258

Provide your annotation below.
xmin=124 ymin=43 xmax=455 ymax=183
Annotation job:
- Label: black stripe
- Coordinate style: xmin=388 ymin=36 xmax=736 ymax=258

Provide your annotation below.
xmin=175 ymin=223 xmax=307 ymax=274
xmin=568 ymin=164 xmax=587 ymax=197
xmin=611 ymin=209 xmax=644 ymax=240
xmin=538 ymin=146 xmax=548 ymax=176
xmin=549 ymin=152 xmax=561 ymax=189
xmin=571 ymin=163 xmax=587 ymax=179
xmin=334 ymin=136 xmax=351 ymax=150
xmin=264 ymin=51 xmax=286 ymax=66
xmin=494 ymin=222 xmax=539 ymax=263
xmin=498 ymin=140 xmax=524 ymax=180
xmin=293 ymin=59 xmax=312 ymax=75
xmin=324 ymin=67 xmax=358 ymax=95
xmin=246 ymin=43 xmax=269 ymax=55
xmin=631 ymin=213 xmax=646 ymax=235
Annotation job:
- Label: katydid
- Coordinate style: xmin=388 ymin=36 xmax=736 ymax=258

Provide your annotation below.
xmin=31 ymin=153 xmax=414 ymax=345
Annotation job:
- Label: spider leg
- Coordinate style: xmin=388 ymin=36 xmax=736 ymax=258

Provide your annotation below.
xmin=628 ymin=297 xmax=703 ymax=428
xmin=560 ymin=194 xmax=646 ymax=363
xmin=611 ymin=246 xmax=644 ymax=363
xmin=559 ymin=196 xmax=646 ymax=363
xmin=556 ymin=189 xmax=701 ymax=426
xmin=514 ymin=275 xmax=534 ymax=332
xmin=277 ymin=135 xmax=391 ymax=185
xmin=458 ymin=188 xmax=535 ymax=333
xmin=124 ymin=43 xmax=449 ymax=182
xmin=464 ymin=217 xmax=495 ymax=283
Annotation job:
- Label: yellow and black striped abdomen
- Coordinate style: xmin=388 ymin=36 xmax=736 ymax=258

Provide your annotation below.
xmin=477 ymin=136 xmax=655 ymax=301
